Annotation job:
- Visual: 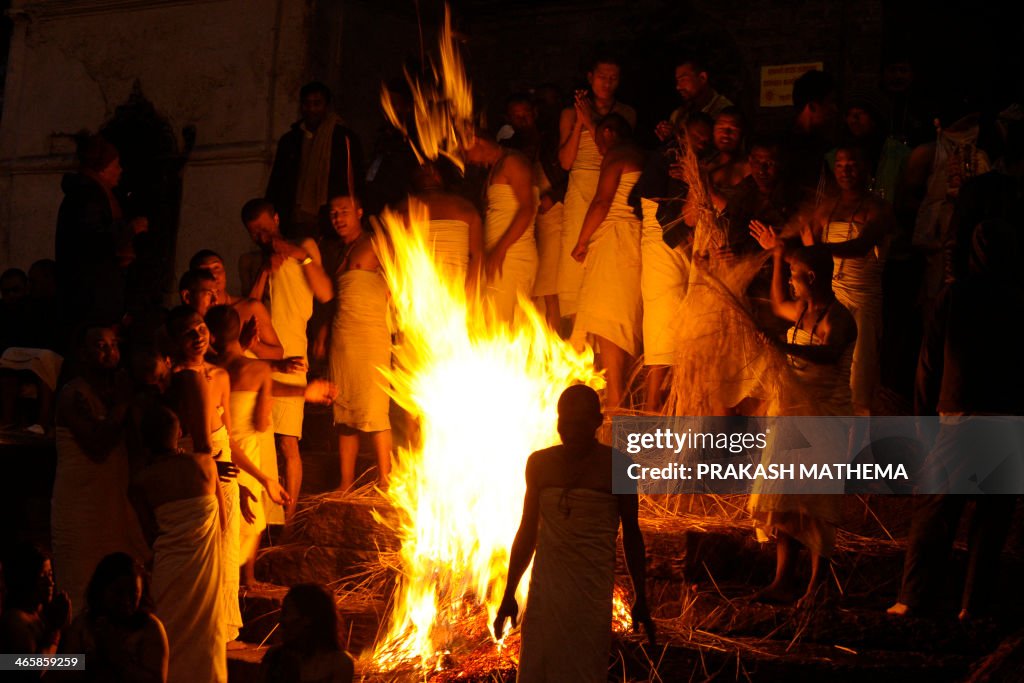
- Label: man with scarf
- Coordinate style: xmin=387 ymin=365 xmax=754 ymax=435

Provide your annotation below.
xmin=266 ymin=82 xmax=364 ymax=240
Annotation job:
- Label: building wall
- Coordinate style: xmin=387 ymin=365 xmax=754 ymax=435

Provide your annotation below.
xmin=0 ymin=0 xmax=310 ymax=293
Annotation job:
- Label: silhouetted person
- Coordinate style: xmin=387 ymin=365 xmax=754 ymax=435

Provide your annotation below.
xmin=257 ymin=583 xmax=354 ymax=683
xmin=494 ymin=385 xmax=653 ymax=682
xmin=55 ymin=134 xmax=147 ymax=332
xmin=0 ymin=543 xmax=71 ymax=662
xmin=888 ymin=219 xmax=1024 ymax=621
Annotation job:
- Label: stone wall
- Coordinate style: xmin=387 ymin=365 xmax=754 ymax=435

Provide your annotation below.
xmin=0 ymin=0 xmax=309 ymax=291
xmin=460 ymin=0 xmax=884 ymax=138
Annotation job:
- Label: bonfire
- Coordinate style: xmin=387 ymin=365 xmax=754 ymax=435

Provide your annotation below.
xmin=367 ymin=6 xmax=606 ymax=674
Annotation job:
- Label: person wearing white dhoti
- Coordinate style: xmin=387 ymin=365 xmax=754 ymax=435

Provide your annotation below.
xmin=557 ymin=57 xmax=636 ymax=318
xmin=326 ymin=195 xmax=393 ymax=491
xmin=569 ymin=115 xmax=645 ymax=409
xmin=130 ymin=406 xmax=226 ymax=683
xmin=205 ymin=303 xmax=291 ymax=587
xmin=465 ymin=136 xmax=539 ymax=325
xmin=165 ymin=307 xmax=243 ymax=644
xmin=242 ymin=198 xmax=334 ymax=520
xmin=408 ymin=162 xmax=483 ymax=288
xmin=494 ymin=385 xmax=653 ymax=683
xmin=532 ymin=159 xmax=564 ymax=328
xmin=51 ymin=327 xmax=146 ymax=618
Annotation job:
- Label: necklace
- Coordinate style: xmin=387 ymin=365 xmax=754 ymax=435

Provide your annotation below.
xmin=790 ymin=298 xmax=833 ymax=348
xmin=342 ymin=234 xmax=364 ymax=269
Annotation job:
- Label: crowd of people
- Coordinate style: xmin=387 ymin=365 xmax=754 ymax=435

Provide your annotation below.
xmin=0 ymin=46 xmax=1021 ymax=682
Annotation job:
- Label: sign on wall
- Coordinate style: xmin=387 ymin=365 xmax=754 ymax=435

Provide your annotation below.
xmin=759 ymin=62 xmax=824 ymax=107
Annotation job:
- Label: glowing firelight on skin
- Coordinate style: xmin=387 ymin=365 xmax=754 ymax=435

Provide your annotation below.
xmin=369 ymin=202 xmax=603 ymax=669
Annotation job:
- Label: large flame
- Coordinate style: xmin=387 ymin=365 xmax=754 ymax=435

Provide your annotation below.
xmin=370 ymin=202 xmax=602 ymax=670
xmin=369 ymin=4 xmax=612 ymax=670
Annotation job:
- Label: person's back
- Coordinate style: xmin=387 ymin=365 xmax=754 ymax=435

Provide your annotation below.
xmin=259 ymin=647 xmax=354 ymax=683
xmin=569 ymin=117 xmax=645 ymax=408
xmin=132 ymin=406 xmax=225 ymax=683
xmin=413 ymin=186 xmax=483 ymax=283
xmin=494 ymin=385 xmax=652 ymax=683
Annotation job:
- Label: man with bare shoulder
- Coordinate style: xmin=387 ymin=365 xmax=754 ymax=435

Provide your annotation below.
xmin=570 ymin=114 xmax=645 ymax=409
xmin=326 ymin=194 xmax=393 ymax=492
xmin=190 ymin=249 xmax=286 ymax=363
xmin=206 ymin=304 xmax=289 ymax=586
xmin=130 ymin=405 xmax=225 ymax=683
xmin=465 ymin=135 xmax=539 ymax=324
xmin=558 ymin=56 xmax=637 ymax=321
xmin=406 ymin=162 xmax=484 ymax=290
xmin=241 ymin=199 xmax=334 ymax=520
xmin=493 ymin=385 xmax=653 ymax=682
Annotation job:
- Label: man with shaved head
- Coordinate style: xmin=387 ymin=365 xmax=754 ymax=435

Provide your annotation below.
xmin=494 ymin=384 xmax=653 ymax=682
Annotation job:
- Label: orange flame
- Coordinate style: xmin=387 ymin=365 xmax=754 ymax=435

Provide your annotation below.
xmin=370 ymin=5 xmax=602 ymax=670
xmin=380 ymin=5 xmax=475 ymax=172
xmin=369 ymin=203 xmax=602 ymax=670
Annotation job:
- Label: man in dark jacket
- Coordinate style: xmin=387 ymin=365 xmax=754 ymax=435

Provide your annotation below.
xmin=55 ymin=134 xmax=144 ymax=336
xmin=266 ymin=81 xmax=364 ymax=240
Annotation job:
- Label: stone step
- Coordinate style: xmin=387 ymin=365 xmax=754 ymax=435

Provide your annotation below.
xmin=238 ymin=583 xmax=387 ymax=653
xmin=255 ymin=543 xmax=394 ymax=588
xmin=611 ymin=632 xmax=973 ymax=683
xmin=227 ymin=644 xmax=266 ymax=682
xmin=253 ymin=494 xmax=1013 ymax=607
xmin=288 ymin=492 xmax=401 ymax=550
xmin=662 ymin=588 xmax=1002 ymax=654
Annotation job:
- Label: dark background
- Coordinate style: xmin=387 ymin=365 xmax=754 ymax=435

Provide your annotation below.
xmin=303 ymin=0 xmax=1024 ymax=150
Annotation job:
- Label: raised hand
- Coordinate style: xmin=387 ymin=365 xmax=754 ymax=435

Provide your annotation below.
xmin=574 ymin=90 xmax=595 ymax=130
xmin=749 ymin=220 xmax=779 ymax=251
xmin=654 ymin=120 xmax=673 ymax=142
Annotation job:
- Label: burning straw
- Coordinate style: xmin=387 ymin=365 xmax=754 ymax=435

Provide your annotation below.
xmin=367 ymin=5 xmax=607 ymax=673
